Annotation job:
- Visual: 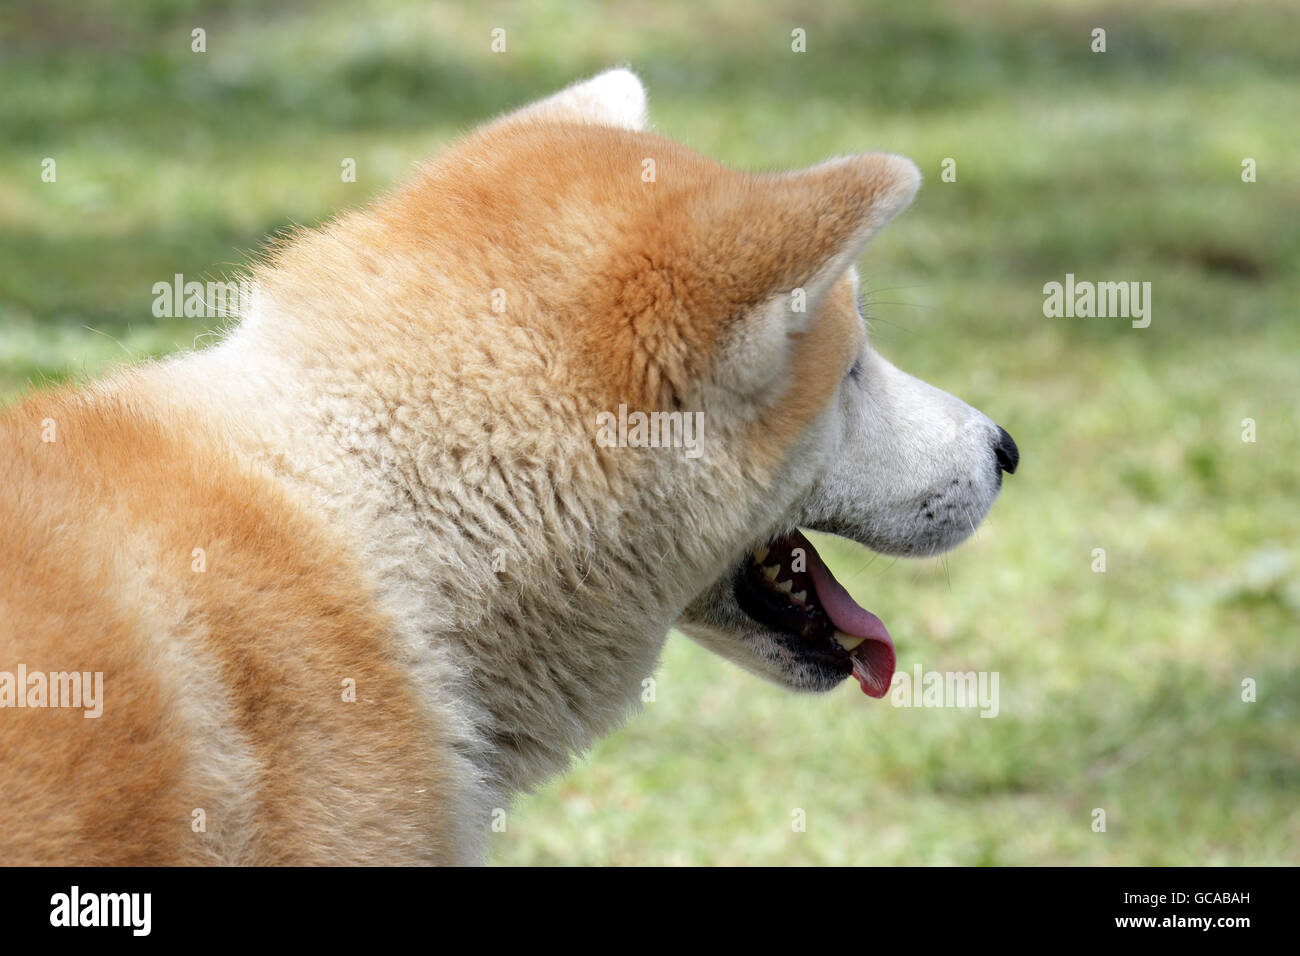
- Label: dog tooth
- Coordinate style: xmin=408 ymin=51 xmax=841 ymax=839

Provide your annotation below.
xmin=776 ymin=579 xmax=793 ymax=594
xmin=791 ymin=590 xmax=807 ymax=604
xmin=833 ymin=629 xmax=866 ymax=651
xmin=753 ymin=546 xmax=770 ymax=563
xmin=763 ymin=564 xmax=780 ymax=581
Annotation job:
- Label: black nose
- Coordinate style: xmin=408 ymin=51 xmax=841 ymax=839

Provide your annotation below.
xmin=994 ymin=426 xmax=1019 ymax=475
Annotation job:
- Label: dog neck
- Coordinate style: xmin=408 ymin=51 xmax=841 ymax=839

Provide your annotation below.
xmin=159 ymin=308 xmax=695 ymax=801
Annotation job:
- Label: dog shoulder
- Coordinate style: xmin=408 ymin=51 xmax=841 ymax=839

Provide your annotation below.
xmin=0 ymin=380 xmax=475 ymax=864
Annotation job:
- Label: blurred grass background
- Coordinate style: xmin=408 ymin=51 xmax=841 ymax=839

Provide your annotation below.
xmin=2 ymin=0 xmax=1297 ymax=864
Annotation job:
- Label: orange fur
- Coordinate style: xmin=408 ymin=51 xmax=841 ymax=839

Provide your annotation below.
xmin=0 ymin=389 xmax=463 ymax=864
xmin=750 ymin=277 xmax=865 ymax=474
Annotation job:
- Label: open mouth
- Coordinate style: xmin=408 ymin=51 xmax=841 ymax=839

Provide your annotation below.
xmin=733 ymin=530 xmax=896 ymax=697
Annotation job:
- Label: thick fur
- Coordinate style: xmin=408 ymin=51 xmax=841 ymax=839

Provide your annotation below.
xmin=0 ymin=70 xmax=1008 ymax=864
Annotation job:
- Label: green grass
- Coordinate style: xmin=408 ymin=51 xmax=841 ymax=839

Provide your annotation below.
xmin=3 ymin=0 xmax=1297 ymax=864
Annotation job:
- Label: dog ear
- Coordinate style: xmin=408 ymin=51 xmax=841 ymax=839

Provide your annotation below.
xmin=697 ymin=153 xmax=921 ymax=397
xmin=501 ymin=68 xmax=648 ymax=131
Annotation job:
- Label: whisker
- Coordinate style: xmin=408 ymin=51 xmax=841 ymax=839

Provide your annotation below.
xmin=861 ymin=301 xmax=938 ymax=310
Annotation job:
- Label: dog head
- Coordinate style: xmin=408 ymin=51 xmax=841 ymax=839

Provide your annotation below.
xmin=275 ymin=70 xmax=1017 ymax=718
xmin=470 ymin=70 xmax=1018 ymax=699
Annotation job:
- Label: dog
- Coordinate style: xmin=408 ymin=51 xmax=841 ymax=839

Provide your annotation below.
xmin=0 ymin=69 xmax=1016 ymax=864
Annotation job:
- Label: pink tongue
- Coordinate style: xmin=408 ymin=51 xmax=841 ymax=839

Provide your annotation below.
xmin=797 ymin=532 xmax=896 ymax=699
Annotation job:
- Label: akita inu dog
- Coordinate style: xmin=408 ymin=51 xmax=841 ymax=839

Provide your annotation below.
xmin=0 ymin=70 xmax=1016 ymax=865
